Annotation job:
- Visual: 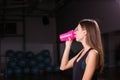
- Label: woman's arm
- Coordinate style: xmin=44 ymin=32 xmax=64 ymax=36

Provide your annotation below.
xmin=60 ymin=40 xmax=82 ymax=70
xmin=82 ymin=50 xmax=99 ymax=80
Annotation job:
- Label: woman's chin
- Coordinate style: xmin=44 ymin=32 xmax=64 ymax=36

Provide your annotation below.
xmin=75 ymin=38 xmax=81 ymax=42
xmin=75 ymin=38 xmax=78 ymax=42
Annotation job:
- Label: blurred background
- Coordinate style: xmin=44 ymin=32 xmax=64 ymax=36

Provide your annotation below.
xmin=0 ymin=0 xmax=120 ymax=80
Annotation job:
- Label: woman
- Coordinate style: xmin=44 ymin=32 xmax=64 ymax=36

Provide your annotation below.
xmin=60 ymin=19 xmax=104 ymax=80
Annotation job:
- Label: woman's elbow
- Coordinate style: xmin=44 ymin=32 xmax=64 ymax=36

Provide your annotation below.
xmin=60 ymin=66 xmax=66 ymax=71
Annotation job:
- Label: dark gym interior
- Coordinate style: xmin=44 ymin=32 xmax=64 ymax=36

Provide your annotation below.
xmin=0 ymin=0 xmax=120 ymax=80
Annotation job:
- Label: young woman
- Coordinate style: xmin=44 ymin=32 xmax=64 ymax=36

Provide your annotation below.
xmin=60 ymin=19 xmax=104 ymax=80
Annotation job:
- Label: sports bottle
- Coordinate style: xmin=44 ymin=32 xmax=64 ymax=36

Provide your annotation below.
xmin=59 ymin=30 xmax=75 ymax=42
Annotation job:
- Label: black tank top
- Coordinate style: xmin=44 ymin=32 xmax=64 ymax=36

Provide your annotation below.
xmin=73 ymin=48 xmax=98 ymax=80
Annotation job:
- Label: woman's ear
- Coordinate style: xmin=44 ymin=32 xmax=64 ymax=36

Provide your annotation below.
xmin=83 ymin=30 xmax=87 ymax=35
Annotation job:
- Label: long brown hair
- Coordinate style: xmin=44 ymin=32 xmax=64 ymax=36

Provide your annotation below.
xmin=79 ymin=19 xmax=104 ymax=73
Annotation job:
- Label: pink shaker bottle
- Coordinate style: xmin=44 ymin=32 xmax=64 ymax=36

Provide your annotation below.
xmin=59 ymin=30 xmax=75 ymax=42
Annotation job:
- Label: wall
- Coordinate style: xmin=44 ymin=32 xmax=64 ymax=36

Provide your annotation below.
xmin=56 ymin=0 xmax=120 ymax=34
xmin=25 ymin=16 xmax=57 ymax=65
xmin=0 ymin=16 xmax=57 ymax=68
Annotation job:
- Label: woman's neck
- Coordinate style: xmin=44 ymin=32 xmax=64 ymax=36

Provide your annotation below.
xmin=81 ymin=41 xmax=91 ymax=52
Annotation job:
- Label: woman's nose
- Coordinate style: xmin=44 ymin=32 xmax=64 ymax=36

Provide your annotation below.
xmin=74 ymin=31 xmax=76 ymax=35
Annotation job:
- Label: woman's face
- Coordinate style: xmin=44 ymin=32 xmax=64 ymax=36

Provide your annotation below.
xmin=74 ymin=24 xmax=86 ymax=42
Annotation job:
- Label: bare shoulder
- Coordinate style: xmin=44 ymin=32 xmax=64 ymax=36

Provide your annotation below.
xmin=86 ymin=49 xmax=99 ymax=72
xmin=86 ymin=49 xmax=99 ymax=65
xmin=90 ymin=49 xmax=98 ymax=54
xmin=87 ymin=49 xmax=99 ymax=58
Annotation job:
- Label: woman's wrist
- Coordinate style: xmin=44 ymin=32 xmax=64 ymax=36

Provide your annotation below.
xmin=65 ymin=45 xmax=71 ymax=49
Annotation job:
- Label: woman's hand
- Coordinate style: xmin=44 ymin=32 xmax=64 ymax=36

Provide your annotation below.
xmin=65 ymin=37 xmax=73 ymax=48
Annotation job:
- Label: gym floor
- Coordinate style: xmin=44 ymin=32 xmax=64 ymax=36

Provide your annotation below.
xmin=0 ymin=67 xmax=120 ymax=80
